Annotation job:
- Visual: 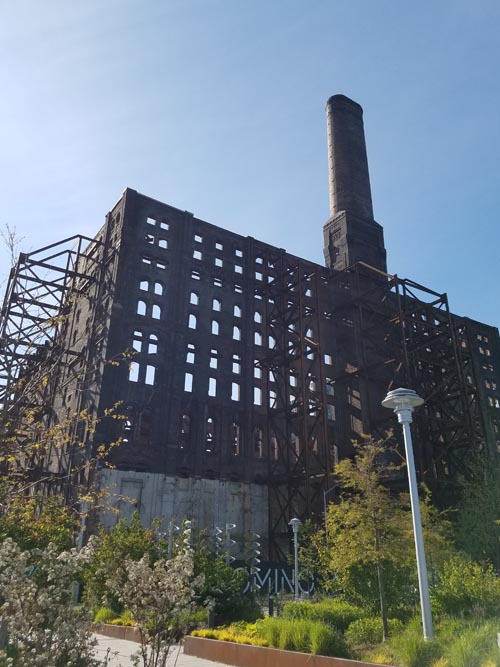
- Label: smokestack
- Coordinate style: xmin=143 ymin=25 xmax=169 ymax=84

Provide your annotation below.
xmin=326 ymin=95 xmax=374 ymax=221
xmin=323 ymin=95 xmax=386 ymax=273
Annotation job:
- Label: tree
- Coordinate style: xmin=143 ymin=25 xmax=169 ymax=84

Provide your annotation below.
xmin=454 ymin=459 xmax=500 ymax=569
xmin=313 ymin=436 xmax=453 ymax=639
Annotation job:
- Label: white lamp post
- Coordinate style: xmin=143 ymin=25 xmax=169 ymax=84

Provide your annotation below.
xmin=382 ymin=387 xmax=434 ymax=640
xmin=289 ymin=517 xmax=302 ymax=601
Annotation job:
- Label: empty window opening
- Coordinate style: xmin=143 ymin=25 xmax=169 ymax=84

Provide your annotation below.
xmin=190 ymin=292 xmax=199 ymax=305
xmin=305 ymin=288 xmax=312 ymax=298
xmin=147 ymin=216 xmax=156 ymax=226
xmin=216 ymin=242 xmax=223 ymax=251
xmin=233 ymin=326 xmax=241 ymax=341
xmin=306 ymin=327 xmax=314 ymax=339
xmin=208 ymin=377 xmax=217 ymax=397
xmin=188 ymin=314 xmax=197 ymax=329
xmin=186 ymin=343 xmax=195 ymax=364
xmin=145 ymin=365 xmax=156 ymax=386
xmin=213 ymin=277 xmax=223 ymax=288
xmin=235 ymin=248 xmax=243 ymax=258
xmin=213 ymin=298 xmax=221 ymax=312
xmin=148 ymin=334 xmax=158 ymax=355
xmin=209 ymin=349 xmax=218 ymax=369
xmin=254 ymin=428 xmax=263 ymax=459
xmin=234 ymin=284 xmax=243 ymax=293
xmin=140 ymin=280 xmax=149 ymax=291
xmin=268 ymin=335 xmax=276 ymax=349
xmin=152 ymin=304 xmax=161 ymax=320
xmin=215 ymin=257 xmax=223 ymax=268
xmin=160 ymin=220 xmax=169 ymax=230
xmin=235 ymin=265 xmax=243 ymax=274
xmin=254 ymin=363 xmax=262 ymax=379
xmin=269 ymin=370 xmax=276 ymax=383
xmin=156 ymin=261 xmax=166 ymax=270
xmin=255 ymin=271 xmax=263 ymax=281
xmin=154 ymin=282 xmax=163 ymax=296
xmin=184 ymin=372 xmax=193 ymax=392
xmin=254 ymin=311 xmax=262 ymax=323
xmin=326 ymin=379 xmax=334 ymax=396
xmin=327 ymin=404 xmax=335 ymax=421
xmin=194 ymin=234 xmax=203 ymax=243
xmin=145 ymin=234 xmax=154 ymax=244
xmin=290 ymin=372 xmax=297 ymax=387
xmin=271 ymin=434 xmax=279 ymax=460
xmin=254 ymin=331 xmax=263 ymax=346
xmin=142 ymin=256 xmax=152 ymax=265
xmin=129 ymin=362 xmax=140 ymax=383
xmin=254 ymin=387 xmax=262 ymax=406
xmin=158 ymin=238 xmax=168 ymax=249
xmin=255 ymin=256 xmax=263 ymax=264
xmin=231 ymin=383 xmax=240 ymax=401
xmin=231 ymin=422 xmax=241 ymax=455
xmin=324 ymin=353 xmax=333 ymax=365
xmin=191 ymin=270 xmax=201 ymax=280
xmin=137 ymin=300 xmax=147 ymax=316
xmin=269 ymin=390 xmax=277 ymax=409
xmin=212 ymin=320 xmax=219 ymax=335
xmin=193 ymin=249 xmax=202 ymax=260
xmin=232 ymin=354 xmax=241 ymax=374
xmin=234 ymin=305 xmax=242 ymax=318
xmin=133 ymin=331 xmax=143 ymax=353
xmin=205 ymin=417 xmax=215 ymax=452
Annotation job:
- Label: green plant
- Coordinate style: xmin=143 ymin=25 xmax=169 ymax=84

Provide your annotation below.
xmin=444 ymin=623 xmax=498 ymax=667
xmin=281 ymin=599 xmax=365 ymax=632
xmin=389 ymin=619 xmax=441 ymax=667
xmin=345 ymin=616 xmax=404 ymax=647
xmin=432 ymin=556 xmax=500 ymax=617
xmin=93 ymin=606 xmax=118 ymax=624
xmin=254 ymin=617 xmax=350 ymax=657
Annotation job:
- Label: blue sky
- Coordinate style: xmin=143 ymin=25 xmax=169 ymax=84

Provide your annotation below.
xmin=1 ymin=1 xmax=499 ymax=328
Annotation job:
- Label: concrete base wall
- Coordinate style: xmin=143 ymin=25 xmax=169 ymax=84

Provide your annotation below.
xmin=97 ymin=469 xmax=268 ymax=556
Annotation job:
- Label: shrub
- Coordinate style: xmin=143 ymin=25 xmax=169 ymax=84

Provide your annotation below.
xmin=281 ymin=599 xmax=365 ymax=632
xmin=255 ymin=617 xmax=350 ymax=657
xmin=432 ymin=556 xmax=500 ymax=618
xmin=93 ymin=606 xmax=118 ymax=624
xmin=345 ymin=616 xmax=404 ymax=647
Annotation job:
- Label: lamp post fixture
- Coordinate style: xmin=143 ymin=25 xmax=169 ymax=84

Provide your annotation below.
xmin=289 ymin=517 xmax=302 ymax=601
xmin=382 ymin=387 xmax=434 ymax=640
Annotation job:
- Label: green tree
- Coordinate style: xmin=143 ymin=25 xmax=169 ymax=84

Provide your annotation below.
xmin=313 ymin=436 xmax=452 ymax=639
xmin=454 ymin=459 xmax=500 ymax=569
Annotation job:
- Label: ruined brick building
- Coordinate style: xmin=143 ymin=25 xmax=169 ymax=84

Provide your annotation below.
xmin=1 ymin=95 xmax=500 ymax=558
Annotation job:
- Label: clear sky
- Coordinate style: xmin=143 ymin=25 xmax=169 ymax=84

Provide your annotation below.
xmin=0 ymin=1 xmax=499 ymax=329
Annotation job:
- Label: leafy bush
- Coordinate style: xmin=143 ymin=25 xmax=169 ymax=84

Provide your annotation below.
xmin=93 ymin=606 xmax=117 ymax=624
xmin=281 ymin=599 xmax=365 ymax=632
xmin=345 ymin=616 xmax=404 ymax=647
xmin=255 ymin=617 xmax=350 ymax=657
xmin=432 ymin=556 xmax=500 ymax=618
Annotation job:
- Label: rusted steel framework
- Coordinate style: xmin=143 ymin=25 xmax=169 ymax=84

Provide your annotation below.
xmin=255 ymin=252 xmax=333 ymax=558
xmin=329 ymin=262 xmax=485 ymax=488
xmin=0 ymin=229 xmax=114 ymax=495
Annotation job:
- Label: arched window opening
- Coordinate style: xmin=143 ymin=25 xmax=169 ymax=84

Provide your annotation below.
xmin=152 ymin=304 xmax=161 ymax=320
xmin=137 ymin=300 xmax=147 ymax=316
xmin=233 ymin=326 xmax=241 ymax=341
xmin=140 ymin=280 xmax=149 ymax=291
xmin=190 ymin=292 xmax=199 ymax=306
xmin=211 ymin=320 xmax=219 ymax=336
xmin=208 ymin=377 xmax=217 ymax=397
xmin=145 ymin=365 xmax=156 ymax=386
xmin=212 ymin=298 xmax=221 ymax=312
xmin=154 ymin=282 xmax=163 ymax=296
xmin=148 ymin=334 xmax=158 ymax=355
xmin=129 ymin=362 xmax=140 ymax=383
xmin=186 ymin=343 xmax=195 ymax=364
xmin=184 ymin=372 xmax=193 ymax=392
xmin=132 ymin=330 xmax=143 ymax=353
xmin=188 ymin=314 xmax=197 ymax=329
xmin=158 ymin=238 xmax=168 ymax=249
xmin=233 ymin=305 xmax=242 ymax=318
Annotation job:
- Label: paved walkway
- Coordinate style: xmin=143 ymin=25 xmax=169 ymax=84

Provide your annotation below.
xmin=94 ymin=634 xmax=227 ymax=667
